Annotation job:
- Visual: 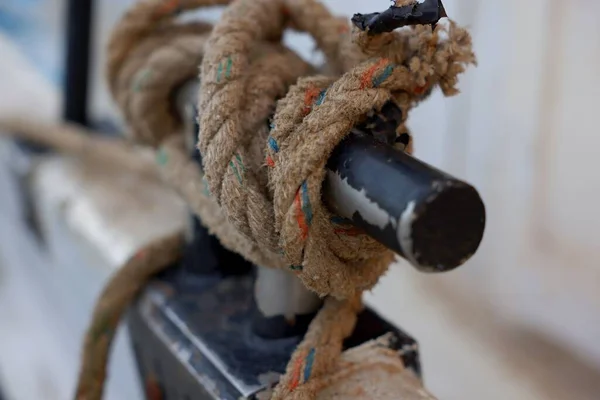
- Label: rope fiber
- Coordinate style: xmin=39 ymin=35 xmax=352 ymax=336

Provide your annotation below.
xmin=0 ymin=0 xmax=475 ymax=398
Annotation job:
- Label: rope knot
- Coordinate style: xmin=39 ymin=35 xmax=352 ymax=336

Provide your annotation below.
xmin=199 ymin=0 xmax=475 ymax=299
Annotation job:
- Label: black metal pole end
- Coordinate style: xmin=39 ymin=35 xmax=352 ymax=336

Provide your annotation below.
xmin=403 ymin=180 xmax=485 ymax=272
xmin=325 ymin=133 xmax=485 ymax=273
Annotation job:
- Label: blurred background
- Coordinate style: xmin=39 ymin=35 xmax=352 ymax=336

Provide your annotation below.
xmin=0 ymin=0 xmax=599 ymax=399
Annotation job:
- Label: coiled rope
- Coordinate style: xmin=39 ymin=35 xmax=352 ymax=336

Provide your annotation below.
xmin=0 ymin=0 xmax=475 ymax=398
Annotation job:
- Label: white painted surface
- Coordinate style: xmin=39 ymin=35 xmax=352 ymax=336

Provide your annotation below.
xmin=398 ymin=200 xmax=418 ymax=266
xmin=325 ymin=170 xmax=396 ymax=230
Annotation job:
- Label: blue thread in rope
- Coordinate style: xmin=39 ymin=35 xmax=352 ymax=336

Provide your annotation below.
xmin=303 ymin=348 xmax=316 ymax=382
xmin=268 ymin=136 xmax=279 ymax=153
xmin=301 ymin=181 xmax=313 ymax=226
xmin=315 ymin=89 xmax=327 ymax=106
xmin=372 ymin=64 xmax=395 ymax=87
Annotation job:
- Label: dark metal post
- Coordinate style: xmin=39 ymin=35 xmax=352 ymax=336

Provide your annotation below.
xmin=63 ymin=0 xmax=93 ymax=125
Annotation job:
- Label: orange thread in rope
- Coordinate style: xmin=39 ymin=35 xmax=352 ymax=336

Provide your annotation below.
xmin=334 ymin=227 xmax=363 ymax=236
xmin=414 ymin=84 xmax=429 ymax=95
xmin=360 ymin=58 xmax=389 ymax=89
xmin=156 ymin=0 xmax=179 ymax=15
xmin=289 ymin=351 xmax=306 ymax=391
xmin=294 ymin=190 xmax=309 ymax=240
xmin=303 ymin=86 xmax=322 ymax=115
xmin=338 ymin=24 xmax=350 ymax=34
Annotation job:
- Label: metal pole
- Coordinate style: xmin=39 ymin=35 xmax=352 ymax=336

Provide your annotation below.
xmin=63 ymin=0 xmax=93 ymax=125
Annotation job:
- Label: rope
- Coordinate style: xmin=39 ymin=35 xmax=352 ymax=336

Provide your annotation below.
xmin=74 ymin=233 xmax=184 ymax=400
xmin=198 ymin=0 xmax=475 ymax=300
xmin=0 ymin=118 xmax=158 ymax=179
xmin=0 ymin=0 xmax=475 ymax=398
